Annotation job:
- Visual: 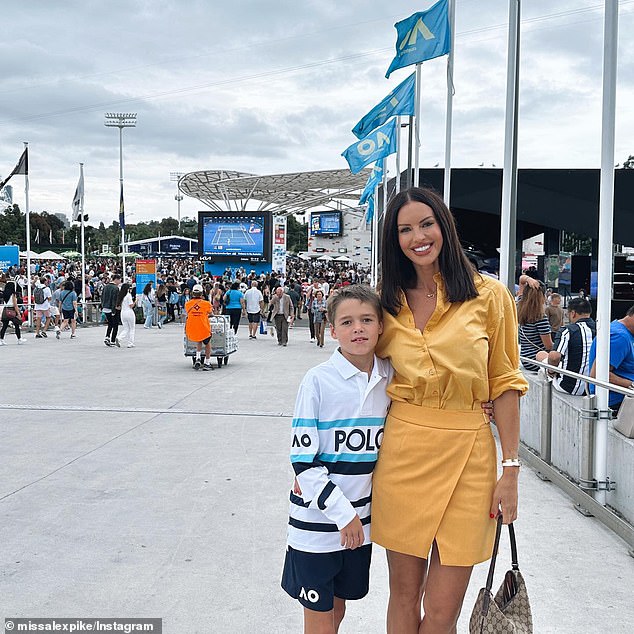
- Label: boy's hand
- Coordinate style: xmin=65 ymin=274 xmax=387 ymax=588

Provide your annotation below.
xmin=292 ymin=478 xmax=302 ymax=495
xmin=340 ymin=515 xmax=364 ymax=550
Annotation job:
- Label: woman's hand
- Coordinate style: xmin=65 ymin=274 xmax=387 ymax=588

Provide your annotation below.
xmin=490 ymin=469 xmax=519 ymax=524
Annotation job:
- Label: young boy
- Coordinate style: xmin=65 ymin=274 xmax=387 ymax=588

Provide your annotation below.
xmin=281 ymin=285 xmax=393 ymax=634
xmin=184 ymin=284 xmax=214 ymax=371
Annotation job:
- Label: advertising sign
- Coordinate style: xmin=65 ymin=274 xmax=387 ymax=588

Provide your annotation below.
xmin=135 ymin=259 xmax=157 ymax=296
xmin=0 ymin=245 xmax=19 ymax=271
xmin=272 ymin=217 xmax=287 ymax=274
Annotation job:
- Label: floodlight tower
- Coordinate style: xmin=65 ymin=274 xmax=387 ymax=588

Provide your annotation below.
xmin=104 ymin=112 xmax=137 ymax=277
xmin=170 ymin=172 xmax=185 ymax=231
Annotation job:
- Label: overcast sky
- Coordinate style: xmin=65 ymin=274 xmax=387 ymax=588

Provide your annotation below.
xmin=1 ymin=0 xmax=632 ymax=228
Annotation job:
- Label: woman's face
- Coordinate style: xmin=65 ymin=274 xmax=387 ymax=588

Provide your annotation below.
xmin=396 ymin=201 xmax=443 ymax=271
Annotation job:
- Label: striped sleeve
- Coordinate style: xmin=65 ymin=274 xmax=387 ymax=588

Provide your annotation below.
xmin=290 ymin=380 xmax=357 ymax=530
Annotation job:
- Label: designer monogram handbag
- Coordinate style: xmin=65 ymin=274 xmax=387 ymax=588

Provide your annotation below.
xmin=469 ymin=516 xmax=533 ymax=633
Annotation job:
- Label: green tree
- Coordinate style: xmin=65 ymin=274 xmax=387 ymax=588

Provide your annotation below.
xmin=286 ymin=214 xmax=308 ymax=253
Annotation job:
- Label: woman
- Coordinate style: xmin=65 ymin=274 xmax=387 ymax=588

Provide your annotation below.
xmin=155 ymin=283 xmax=167 ymax=329
xmin=141 ymin=282 xmax=155 ymax=329
xmin=518 ymin=283 xmax=552 ymax=372
xmin=116 ymin=283 xmax=136 ymax=348
xmin=224 ymin=281 xmax=245 ymax=334
xmin=58 ymin=280 xmax=78 ymax=339
xmin=373 ymin=187 xmax=528 ymax=633
xmin=311 ymin=289 xmax=327 ymax=347
xmin=0 ymin=281 xmax=24 ymax=345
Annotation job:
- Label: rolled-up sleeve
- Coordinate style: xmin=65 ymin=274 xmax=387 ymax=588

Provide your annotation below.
xmin=488 ymin=286 xmax=529 ymax=401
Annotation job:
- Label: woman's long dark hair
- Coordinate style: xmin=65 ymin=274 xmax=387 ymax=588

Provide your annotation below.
xmin=2 ymin=281 xmax=16 ymax=303
xmin=116 ymin=283 xmax=130 ymax=306
xmin=143 ymin=282 xmax=152 ymax=296
xmin=380 ymin=187 xmax=478 ymax=316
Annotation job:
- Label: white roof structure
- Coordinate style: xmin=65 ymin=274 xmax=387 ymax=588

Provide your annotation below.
xmin=178 ymin=168 xmax=368 ymax=217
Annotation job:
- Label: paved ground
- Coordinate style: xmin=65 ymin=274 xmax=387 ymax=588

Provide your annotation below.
xmin=0 ymin=318 xmax=633 ymax=633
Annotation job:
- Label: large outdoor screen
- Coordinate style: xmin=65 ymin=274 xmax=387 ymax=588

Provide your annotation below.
xmin=310 ymin=211 xmax=342 ymax=236
xmin=198 ymin=211 xmax=271 ymax=261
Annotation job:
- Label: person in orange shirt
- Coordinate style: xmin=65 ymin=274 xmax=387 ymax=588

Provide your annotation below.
xmin=185 ymin=284 xmax=214 ymax=371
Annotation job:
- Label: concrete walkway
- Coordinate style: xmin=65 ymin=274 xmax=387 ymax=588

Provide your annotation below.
xmin=0 ymin=320 xmax=632 ymax=633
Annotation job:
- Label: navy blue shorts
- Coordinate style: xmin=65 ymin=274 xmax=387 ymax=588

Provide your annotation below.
xmin=281 ymin=544 xmax=372 ymax=612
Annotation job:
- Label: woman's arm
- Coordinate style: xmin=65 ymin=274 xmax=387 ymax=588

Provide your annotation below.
xmin=540 ymin=332 xmax=553 ymax=351
xmin=490 ymin=390 xmax=521 ymax=524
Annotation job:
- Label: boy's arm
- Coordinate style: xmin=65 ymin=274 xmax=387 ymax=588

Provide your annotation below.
xmin=290 ymin=381 xmax=357 ymax=530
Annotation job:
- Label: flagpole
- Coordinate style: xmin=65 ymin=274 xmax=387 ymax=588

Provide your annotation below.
xmin=23 ymin=142 xmax=32 ymax=327
xmin=443 ymin=0 xmax=456 ymax=206
xmin=413 ymin=64 xmax=423 ymax=187
xmin=594 ymin=0 xmax=619 ymax=507
xmin=407 ymin=116 xmax=414 ymax=188
xmin=499 ymin=0 xmax=521 ymax=291
xmin=79 ymin=163 xmax=87 ymax=326
xmin=395 ymin=117 xmax=402 ymax=194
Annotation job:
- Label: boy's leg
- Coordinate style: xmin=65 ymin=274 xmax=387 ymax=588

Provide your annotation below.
xmin=303 ymin=605 xmax=339 ymax=634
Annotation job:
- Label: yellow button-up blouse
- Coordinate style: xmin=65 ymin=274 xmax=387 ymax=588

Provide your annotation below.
xmin=376 ymin=273 xmax=528 ymax=409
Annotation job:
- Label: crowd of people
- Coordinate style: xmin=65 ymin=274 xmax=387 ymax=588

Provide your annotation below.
xmin=0 ymin=256 xmax=371 ymax=350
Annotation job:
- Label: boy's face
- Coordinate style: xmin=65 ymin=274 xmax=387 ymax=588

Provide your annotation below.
xmin=330 ymin=299 xmax=383 ymax=361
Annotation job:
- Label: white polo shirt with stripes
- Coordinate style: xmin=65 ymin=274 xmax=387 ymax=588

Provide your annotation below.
xmin=287 ymin=349 xmax=393 ymax=553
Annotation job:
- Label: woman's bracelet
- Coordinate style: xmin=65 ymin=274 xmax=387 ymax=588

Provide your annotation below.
xmin=501 ymin=458 xmax=521 ymax=468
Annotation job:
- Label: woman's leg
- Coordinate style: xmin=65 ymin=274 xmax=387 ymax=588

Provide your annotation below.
xmin=386 ymin=550 xmax=427 ymax=634
xmin=144 ymin=309 xmax=153 ymax=328
xmin=70 ymin=318 xmax=77 ymax=336
xmin=14 ymin=318 xmax=21 ymax=340
xmin=127 ymin=314 xmax=136 ymax=344
xmin=0 ymin=318 xmax=9 ymax=340
xmin=419 ymin=542 xmax=473 ymax=634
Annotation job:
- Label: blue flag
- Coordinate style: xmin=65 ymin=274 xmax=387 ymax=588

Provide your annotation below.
xmin=365 ymin=196 xmax=375 ymax=223
xmin=342 ymin=118 xmax=397 ymax=175
xmin=385 ymin=0 xmax=451 ymax=79
xmin=352 ymin=73 xmax=415 ymax=139
xmin=359 ymin=162 xmax=383 ymax=205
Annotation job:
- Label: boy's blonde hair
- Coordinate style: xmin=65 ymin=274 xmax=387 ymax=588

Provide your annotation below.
xmin=326 ymin=285 xmax=383 ymax=324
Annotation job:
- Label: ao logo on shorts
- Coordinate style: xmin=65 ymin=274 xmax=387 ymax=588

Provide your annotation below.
xmin=299 ymin=587 xmax=319 ymax=603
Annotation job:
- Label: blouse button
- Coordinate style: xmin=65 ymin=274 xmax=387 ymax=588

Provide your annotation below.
xmin=429 ymin=369 xmax=435 ymax=376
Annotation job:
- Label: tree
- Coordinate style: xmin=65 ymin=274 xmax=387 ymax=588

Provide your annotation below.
xmin=286 ymin=214 xmax=308 ymax=253
xmin=623 ymin=155 xmax=634 ymax=169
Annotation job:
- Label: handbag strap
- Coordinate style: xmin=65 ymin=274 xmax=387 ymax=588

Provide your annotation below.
xmin=484 ymin=516 xmax=519 ymax=594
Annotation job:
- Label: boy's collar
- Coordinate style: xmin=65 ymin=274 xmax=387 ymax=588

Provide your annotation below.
xmin=330 ymin=348 xmax=387 ymax=380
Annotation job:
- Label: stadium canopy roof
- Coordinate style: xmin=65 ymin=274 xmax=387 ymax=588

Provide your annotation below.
xmin=178 ymin=169 xmax=368 ymax=216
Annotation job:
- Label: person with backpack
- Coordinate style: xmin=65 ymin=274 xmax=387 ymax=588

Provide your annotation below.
xmin=57 ymin=281 xmax=78 ymax=339
xmin=33 ymin=276 xmax=53 ymax=339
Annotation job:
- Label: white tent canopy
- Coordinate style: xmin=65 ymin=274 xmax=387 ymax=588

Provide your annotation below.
xmin=316 ymin=254 xmax=333 ymax=261
xmin=19 ymin=250 xmax=40 ymax=259
xmin=37 ymin=250 xmax=65 ymax=260
xmin=333 ymin=255 xmax=351 ymax=262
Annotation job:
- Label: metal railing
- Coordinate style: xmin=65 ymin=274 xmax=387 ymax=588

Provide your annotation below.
xmin=519 ymin=354 xmax=634 ymax=552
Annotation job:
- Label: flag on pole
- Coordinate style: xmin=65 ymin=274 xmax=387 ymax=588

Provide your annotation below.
xmin=385 ymin=0 xmax=451 ymax=78
xmin=71 ymin=166 xmax=85 ymax=222
xmin=0 ymin=148 xmax=28 ymax=190
xmin=359 ymin=162 xmax=383 ymax=205
xmin=119 ymin=183 xmax=125 ymax=231
xmin=353 ymin=73 xmax=415 ymax=139
xmin=342 ymin=118 xmax=397 ymax=174
xmin=365 ymin=195 xmax=375 ymax=223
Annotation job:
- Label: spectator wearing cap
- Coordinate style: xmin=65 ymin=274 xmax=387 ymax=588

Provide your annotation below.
xmin=184 ymin=284 xmax=214 ymax=370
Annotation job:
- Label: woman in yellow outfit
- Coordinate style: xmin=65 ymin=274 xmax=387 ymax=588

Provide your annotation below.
xmin=372 ymin=187 xmax=528 ymax=633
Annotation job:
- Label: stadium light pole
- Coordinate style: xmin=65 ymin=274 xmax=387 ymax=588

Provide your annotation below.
xmin=170 ymin=172 xmax=185 ymax=231
xmin=104 ymin=112 xmax=137 ymax=278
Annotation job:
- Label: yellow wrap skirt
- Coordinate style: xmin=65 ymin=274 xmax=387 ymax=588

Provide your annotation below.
xmin=371 ymin=401 xmax=497 ymax=566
